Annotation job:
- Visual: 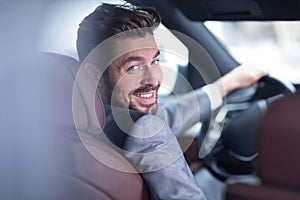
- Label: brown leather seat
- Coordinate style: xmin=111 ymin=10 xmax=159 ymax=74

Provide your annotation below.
xmin=37 ymin=53 xmax=149 ymax=200
xmin=226 ymin=93 xmax=300 ymax=200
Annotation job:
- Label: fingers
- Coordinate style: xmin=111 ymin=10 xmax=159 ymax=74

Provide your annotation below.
xmin=241 ymin=63 xmax=269 ymax=77
xmin=214 ymin=63 xmax=270 ymax=97
xmin=233 ymin=64 xmax=269 ymax=85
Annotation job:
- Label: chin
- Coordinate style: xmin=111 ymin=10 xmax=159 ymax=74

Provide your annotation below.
xmin=148 ymin=105 xmax=158 ymax=114
xmin=130 ymin=103 xmax=158 ymax=114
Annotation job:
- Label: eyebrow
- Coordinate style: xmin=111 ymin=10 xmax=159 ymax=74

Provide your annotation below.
xmin=119 ymin=49 xmax=160 ymax=68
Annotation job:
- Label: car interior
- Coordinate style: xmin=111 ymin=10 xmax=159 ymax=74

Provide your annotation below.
xmin=1 ymin=0 xmax=300 ymax=200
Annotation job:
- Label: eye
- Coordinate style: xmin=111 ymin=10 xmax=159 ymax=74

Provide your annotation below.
xmin=151 ymin=59 xmax=160 ymax=65
xmin=127 ymin=65 xmax=140 ymax=72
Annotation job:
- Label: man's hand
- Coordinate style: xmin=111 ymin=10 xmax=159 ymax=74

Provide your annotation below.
xmin=214 ymin=63 xmax=269 ymax=97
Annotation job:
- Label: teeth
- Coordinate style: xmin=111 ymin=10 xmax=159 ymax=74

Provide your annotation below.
xmin=136 ymin=93 xmax=153 ymax=98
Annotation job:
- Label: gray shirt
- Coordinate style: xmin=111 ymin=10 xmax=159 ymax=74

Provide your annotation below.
xmin=120 ymin=87 xmax=220 ymax=200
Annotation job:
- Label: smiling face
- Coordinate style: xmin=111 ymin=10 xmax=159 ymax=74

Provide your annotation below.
xmin=104 ymin=33 xmax=163 ymax=114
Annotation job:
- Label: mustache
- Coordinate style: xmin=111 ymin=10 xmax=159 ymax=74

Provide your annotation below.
xmin=133 ymin=84 xmax=160 ymax=94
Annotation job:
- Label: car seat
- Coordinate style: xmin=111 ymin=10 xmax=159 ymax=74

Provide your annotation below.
xmin=35 ymin=52 xmax=150 ymax=200
xmin=226 ymin=92 xmax=300 ymax=200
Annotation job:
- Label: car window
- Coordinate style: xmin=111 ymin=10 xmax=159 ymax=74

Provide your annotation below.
xmin=204 ymin=21 xmax=300 ymax=84
xmin=39 ymin=1 xmax=107 ymax=58
xmin=155 ymin=26 xmax=189 ymax=96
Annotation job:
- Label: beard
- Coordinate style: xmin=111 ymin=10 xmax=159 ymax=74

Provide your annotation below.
xmin=128 ymin=84 xmax=160 ymax=114
xmin=99 ymin=71 xmax=160 ymax=114
xmin=129 ymin=97 xmax=158 ymax=114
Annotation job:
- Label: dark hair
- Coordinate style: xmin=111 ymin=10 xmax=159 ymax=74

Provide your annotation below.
xmin=76 ymin=3 xmax=161 ymax=62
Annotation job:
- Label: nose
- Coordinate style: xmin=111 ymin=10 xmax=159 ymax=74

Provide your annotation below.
xmin=140 ymin=65 xmax=162 ymax=85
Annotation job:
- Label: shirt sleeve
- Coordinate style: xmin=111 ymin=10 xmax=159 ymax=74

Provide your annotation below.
xmin=158 ymin=86 xmax=221 ymax=135
xmin=123 ymin=115 xmax=207 ymax=200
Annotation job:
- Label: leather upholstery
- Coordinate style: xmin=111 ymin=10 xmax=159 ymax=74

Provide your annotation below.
xmin=257 ymin=93 xmax=300 ymax=189
xmin=40 ymin=53 xmax=149 ymax=200
xmin=226 ymin=182 xmax=300 ymax=200
xmin=226 ymin=93 xmax=300 ymax=200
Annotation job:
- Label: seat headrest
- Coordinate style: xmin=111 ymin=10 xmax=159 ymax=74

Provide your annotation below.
xmin=39 ymin=52 xmax=105 ymax=131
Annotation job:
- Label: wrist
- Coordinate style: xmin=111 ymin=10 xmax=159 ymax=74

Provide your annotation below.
xmin=214 ymin=75 xmax=237 ymax=97
xmin=202 ymin=84 xmax=223 ymax=110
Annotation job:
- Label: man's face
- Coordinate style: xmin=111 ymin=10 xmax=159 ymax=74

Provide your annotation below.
xmin=106 ymin=34 xmax=162 ymax=114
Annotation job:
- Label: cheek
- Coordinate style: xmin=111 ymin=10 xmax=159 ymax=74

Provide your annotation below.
xmin=108 ymin=71 xmax=121 ymax=87
xmin=108 ymin=71 xmax=132 ymax=95
xmin=114 ymin=75 xmax=138 ymax=96
xmin=156 ymin=67 xmax=163 ymax=83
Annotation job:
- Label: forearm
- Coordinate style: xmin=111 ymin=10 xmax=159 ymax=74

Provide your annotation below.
xmin=211 ymin=64 xmax=269 ymax=97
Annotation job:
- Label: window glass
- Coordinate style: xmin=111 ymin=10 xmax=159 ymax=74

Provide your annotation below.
xmin=205 ymin=21 xmax=300 ymax=83
xmin=39 ymin=0 xmax=124 ymax=58
xmin=155 ymin=26 xmax=189 ymax=96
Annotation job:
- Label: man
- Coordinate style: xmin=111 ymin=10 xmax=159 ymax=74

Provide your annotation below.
xmin=76 ymin=3 xmax=268 ymax=199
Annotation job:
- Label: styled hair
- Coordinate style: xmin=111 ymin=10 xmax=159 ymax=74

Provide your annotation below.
xmin=76 ymin=3 xmax=161 ymax=62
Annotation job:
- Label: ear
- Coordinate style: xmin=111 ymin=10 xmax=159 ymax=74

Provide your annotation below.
xmin=83 ymin=63 xmax=110 ymax=103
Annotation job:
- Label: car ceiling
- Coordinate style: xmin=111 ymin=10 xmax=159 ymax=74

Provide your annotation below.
xmin=131 ymin=0 xmax=300 ymax=21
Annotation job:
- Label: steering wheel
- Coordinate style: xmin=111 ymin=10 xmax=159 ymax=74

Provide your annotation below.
xmin=197 ymin=75 xmax=295 ymax=180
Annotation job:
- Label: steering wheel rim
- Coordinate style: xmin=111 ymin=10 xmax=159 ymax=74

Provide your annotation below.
xmin=250 ymin=75 xmax=296 ymax=101
xmin=197 ymin=74 xmax=296 ymax=180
